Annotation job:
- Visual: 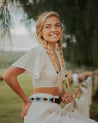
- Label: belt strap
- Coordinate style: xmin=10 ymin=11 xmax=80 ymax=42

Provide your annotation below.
xmin=29 ymin=96 xmax=60 ymax=104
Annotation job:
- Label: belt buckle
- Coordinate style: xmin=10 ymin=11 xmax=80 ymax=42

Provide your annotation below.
xmin=49 ymin=97 xmax=55 ymax=103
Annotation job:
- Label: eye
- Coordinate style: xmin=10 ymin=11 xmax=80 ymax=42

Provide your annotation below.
xmin=56 ymin=24 xmax=61 ymax=27
xmin=45 ymin=25 xmax=50 ymax=29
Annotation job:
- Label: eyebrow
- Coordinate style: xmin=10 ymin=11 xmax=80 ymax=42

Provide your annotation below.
xmin=44 ymin=23 xmax=61 ymax=26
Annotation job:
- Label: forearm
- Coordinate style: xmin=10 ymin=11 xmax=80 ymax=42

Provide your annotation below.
xmin=4 ymin=76 xmax=29 ymax=103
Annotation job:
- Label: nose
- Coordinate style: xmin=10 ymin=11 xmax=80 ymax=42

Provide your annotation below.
xmin=51 ymin=26 xmax=56 ymax=31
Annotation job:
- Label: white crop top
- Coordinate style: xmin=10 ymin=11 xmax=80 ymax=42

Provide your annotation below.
xmin=12 ymin=43 xmax=65 ymax=87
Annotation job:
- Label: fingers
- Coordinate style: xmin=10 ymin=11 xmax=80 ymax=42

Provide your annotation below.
xmin=62 ymin=92 xmax=74 ymax=104
xmin=63 ymin=97 xmax=74 ymax=104
xmin=21 ymin=110 xmax=28 ymax=120
xmin=21 ymin=102 xmax=31 ymax=120
xmin=21 ymin=111 xmax=26 ymax=120
xmin=21 ymin=109 xmax=28 ymax=120
xmin=65 ymin=98 xmax=74 ymax=103
xmin=62 ymin=92 xmax=73 ymax=100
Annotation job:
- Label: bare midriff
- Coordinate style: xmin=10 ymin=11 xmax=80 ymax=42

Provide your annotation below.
xmin=33 ymin=87 xmax=59 ymax=96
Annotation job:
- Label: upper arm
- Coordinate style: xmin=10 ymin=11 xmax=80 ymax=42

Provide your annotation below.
xmin=3 ymin=66 xmax=25 ymax=80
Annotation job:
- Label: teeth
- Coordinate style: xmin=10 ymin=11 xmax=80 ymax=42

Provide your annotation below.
xmin=50 ymin=34 xmax=57 ymax=37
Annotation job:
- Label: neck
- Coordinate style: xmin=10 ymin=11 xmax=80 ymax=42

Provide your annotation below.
xmin=48 ymin=42 xmax=56 ymax=52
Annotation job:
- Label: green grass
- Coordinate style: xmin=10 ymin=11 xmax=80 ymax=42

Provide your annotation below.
xmin=0 ymin=74 xmax=33 ymax=123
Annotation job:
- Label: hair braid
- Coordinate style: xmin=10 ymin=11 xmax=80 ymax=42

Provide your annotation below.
xmin=57 ymin=41 xmax=66 ymax=73
xmin=57 ymin=40 xmax=70 ymax=90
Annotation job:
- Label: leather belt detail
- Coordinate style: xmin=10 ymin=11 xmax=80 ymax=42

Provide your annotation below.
xmin=29 ymin=96 xmax=60 ymax=104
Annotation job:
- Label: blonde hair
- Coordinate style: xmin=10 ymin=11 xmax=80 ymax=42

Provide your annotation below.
xmin=36 ymin=11 xmax=69 ymax=95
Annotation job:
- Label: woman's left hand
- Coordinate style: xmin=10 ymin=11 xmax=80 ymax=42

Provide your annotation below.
xmin=61 ymin=91 xmax=74 ymax=104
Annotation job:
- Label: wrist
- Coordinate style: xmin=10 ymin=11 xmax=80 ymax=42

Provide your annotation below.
xmin=23 ymin=99 xmax=30 ymax=104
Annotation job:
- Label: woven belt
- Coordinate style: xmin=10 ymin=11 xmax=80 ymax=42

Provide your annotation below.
xmin=29 ymin=96 xmax=60 ymax=104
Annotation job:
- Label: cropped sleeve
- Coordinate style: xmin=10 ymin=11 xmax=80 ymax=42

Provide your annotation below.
xmin=12 ymin=44 xmax=45 ymax=79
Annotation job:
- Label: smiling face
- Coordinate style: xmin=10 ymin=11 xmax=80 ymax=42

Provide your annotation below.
xmin=41 ymin=16 xmax=62 ymax=43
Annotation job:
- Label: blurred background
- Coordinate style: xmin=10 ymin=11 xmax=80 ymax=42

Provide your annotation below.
xmin=0 ymin=0 xmax=98 ymax=123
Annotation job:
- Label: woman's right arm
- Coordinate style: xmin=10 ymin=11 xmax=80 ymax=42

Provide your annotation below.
xmin=2 ymin=66 xmax=30 ymax=103
xmin=2 ymin=66 xmax=31 ymax=119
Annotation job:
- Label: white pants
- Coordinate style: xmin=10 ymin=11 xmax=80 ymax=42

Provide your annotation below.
xmin=24 ymin=93 xmax=97 ymax=123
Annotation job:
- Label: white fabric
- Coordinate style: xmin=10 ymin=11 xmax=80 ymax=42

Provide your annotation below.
xmin=82 ymin=80 xmax=88 ymax=88
xmin=12 ymin=43 xmax=45 ymax=79
xmin=63 ymin=101 xmax=74 ymax=112
xmin=12 ymin=43 xmax=65 ymax=88
xmin=80 ymin=86 xmax=89 ymax=101
xmin=12 ymin=43 xmax=97 ymax=123
xmin=86 ymin=77 xmax=92 ymax=105
xmin=80 ymin=87 xmax=90 ymax=117
xmin=24 ymin=93 xmax=97 ymax=123
xmin=74 ymin=98 xmax=89 ymax=117
xmin=63 ymin=98 xmax=90 ymax=118
xmin=82 ymin=77 xmax=92 ymax=105
xmin=72 ymin=73 xmax=79 ymax=87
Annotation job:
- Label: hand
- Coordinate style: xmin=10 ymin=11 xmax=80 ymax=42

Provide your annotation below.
xmin=21 ymin=101 xmax=31 ymax=120
xmin=61 ymin=91 xmax=74 ymax=104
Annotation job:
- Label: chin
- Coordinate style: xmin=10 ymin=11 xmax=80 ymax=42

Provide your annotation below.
xmin=47 ymin=40 xmax=59 ymax=43
xmin=48 ymin=38 xmax=61 ymax=43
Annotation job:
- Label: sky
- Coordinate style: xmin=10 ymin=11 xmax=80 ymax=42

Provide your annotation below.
xmin=0 ymin=4 xmax=38 ymax=51
xmin=10 ymin=20 xmax=38 ymax=51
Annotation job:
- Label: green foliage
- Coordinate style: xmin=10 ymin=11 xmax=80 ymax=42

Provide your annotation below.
xmin=0 ymin=74 xmax=32 ymax=123
xmin=0 ymin=56 xmax=9 ymax=68
xmin=0 ymin=50 xmax=25 ymax=68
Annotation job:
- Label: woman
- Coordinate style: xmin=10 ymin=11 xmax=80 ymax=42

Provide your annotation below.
xmin=3 ymin=11 xmax=97 ymax=123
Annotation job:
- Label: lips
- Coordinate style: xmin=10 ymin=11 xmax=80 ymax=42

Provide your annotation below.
xmin=49 ymin=34 xmax=58 ymax=37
